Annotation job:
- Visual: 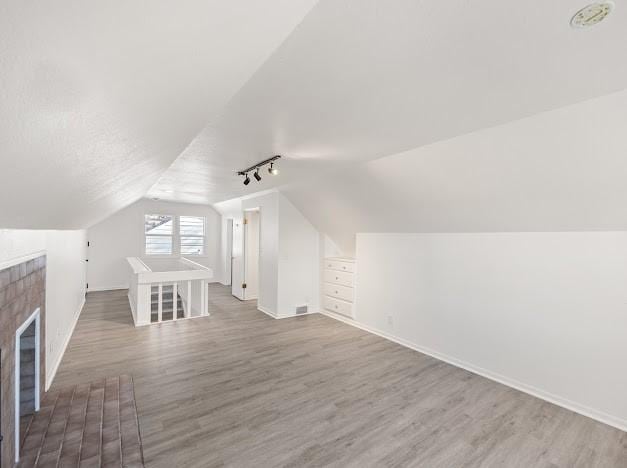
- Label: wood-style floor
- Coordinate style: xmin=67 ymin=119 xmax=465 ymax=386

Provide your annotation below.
xmin=52 ymin=285 xmax=627 ymax=467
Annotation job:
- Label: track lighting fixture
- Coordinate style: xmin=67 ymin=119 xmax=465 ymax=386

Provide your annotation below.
xmin=237 ymin=155 xmax=281 ymax=186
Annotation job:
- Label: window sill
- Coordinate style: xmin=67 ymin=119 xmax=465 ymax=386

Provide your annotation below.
xmin=143 ymin=254 xmax=208 ymax=259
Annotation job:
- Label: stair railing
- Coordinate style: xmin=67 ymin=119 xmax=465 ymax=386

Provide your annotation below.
xmin=126 ymin=257 xmax=213 ymax=326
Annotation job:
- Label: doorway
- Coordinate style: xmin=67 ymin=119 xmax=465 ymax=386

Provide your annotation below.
xmin=230 ymin=209 xmax=260 ymax=302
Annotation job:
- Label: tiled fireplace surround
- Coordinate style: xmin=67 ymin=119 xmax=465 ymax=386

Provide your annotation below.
xmin=0 ymin=255 xmax=46 ymax=467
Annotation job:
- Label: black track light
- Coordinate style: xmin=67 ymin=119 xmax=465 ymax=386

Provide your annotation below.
xmin=237 ymin=155 xmax=280 ymax=187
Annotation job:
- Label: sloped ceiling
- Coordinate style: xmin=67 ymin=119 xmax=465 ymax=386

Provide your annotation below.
xmin=4 ymin=0 xmax=627 ymax=245
xmin=0 ymin=0 xmax=316 ymax=228
xmin=283 ymin=89 xmax=627 ymax=253
xmin=149 ymin=0 xmax=627 ymax=208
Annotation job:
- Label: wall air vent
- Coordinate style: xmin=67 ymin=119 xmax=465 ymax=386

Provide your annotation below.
xmin=295 ymin=305 xmax=308 ymax=315
xmin=571 ymin=2 xmax=614 ymax=28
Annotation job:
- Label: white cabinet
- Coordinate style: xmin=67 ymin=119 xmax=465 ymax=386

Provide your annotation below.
xmin=323 ymin=257 xmax=355 ymax=318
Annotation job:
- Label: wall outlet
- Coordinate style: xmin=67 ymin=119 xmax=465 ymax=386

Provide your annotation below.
xmin=387 ymin=315 xmax=393 ymax=326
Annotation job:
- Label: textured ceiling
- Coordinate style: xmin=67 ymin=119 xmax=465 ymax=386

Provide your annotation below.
xmin=0 ymin=0 xmax=316 ymax=228
xmin=149 ymin=0 xmax=627 ymax=206
xmin=3 ymin=0 xmax=627 ymax=237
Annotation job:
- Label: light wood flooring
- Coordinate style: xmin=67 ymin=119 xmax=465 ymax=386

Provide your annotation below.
xmin=52 ymin=285 xmax=627 ymax=467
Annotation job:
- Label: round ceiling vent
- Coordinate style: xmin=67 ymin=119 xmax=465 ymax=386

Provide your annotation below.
xmin=571 ymin=2 xmax=615 ymax=28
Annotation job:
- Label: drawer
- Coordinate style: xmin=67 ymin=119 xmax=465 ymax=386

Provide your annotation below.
xmin=324 ymin=259 xmax=355 ymax=273
xmin=324 ymin=269 xmax=354 ymax=287
xmin=323 ymin=282 xmax=354 ymax=302
xmin=323 ymin=295 xmax=354 ymax=318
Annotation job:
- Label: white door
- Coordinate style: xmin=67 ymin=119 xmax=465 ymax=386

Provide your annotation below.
xmin=231 ymin=217 xmax=245 ymax=300
xmin=224 ymin=219 xmax=233 ymax=286
xmin=243 ymin=210 xmax=260 ymax=300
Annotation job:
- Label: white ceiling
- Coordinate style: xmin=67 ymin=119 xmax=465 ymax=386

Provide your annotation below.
xmin=0 ymin=0 xmax=316 ymax=228
xmin=283 ymin=89 xmax=627 ymax=253
xmin=3 ymin=0 xmax=627 ymax=239
xmin=149 ymin=0 xmax=627 ymax=205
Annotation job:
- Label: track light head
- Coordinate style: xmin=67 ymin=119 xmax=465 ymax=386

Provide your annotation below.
xmin=237 ymin=155 xmax=280 ymax=187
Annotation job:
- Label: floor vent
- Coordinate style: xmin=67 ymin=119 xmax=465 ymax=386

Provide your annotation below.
xmin=295 ymin=305 xmax=308 ymax=315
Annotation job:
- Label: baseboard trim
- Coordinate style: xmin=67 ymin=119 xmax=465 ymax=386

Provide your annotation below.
xmin=88 ymin=285 xmax=128 ymax=292
xmin=257 ymin=305 xmax=278 ymax=318
xmin=257 ymin=305 xmax=319 ymax=320
xmin=320 ymin=310 xmax=627 ymax=433
xmin=46 ymin=296 xmax=85 ymax=390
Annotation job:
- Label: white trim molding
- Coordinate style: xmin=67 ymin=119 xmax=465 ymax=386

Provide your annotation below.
xmin=88 ymin=284 xmax=129 ymax=292
xmin=15 ymin=307 xmax=41 ymax=463
xmin=257 ymin=305 xmax=319 ymax=320
xmin=321 ymin=310 xmax=627 ymax=433
xmin=0 ymin=250 xmax=46 ymax=271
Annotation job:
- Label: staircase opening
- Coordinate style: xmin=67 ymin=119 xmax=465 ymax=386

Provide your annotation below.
xmin=151 ymin=285 xmax=185 ymax=322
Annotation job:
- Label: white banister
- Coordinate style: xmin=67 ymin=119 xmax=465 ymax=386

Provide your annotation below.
xmin=126 ymin=257 xmax=213 ymax=326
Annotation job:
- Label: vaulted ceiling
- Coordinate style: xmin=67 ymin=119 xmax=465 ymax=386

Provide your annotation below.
xmin=0 ymin=0 xmax=316 ymax=228
xmin=148 ymin=0 xmax=627 ymax=205
xmin=2 ymin=0 xmax=627 ymax=240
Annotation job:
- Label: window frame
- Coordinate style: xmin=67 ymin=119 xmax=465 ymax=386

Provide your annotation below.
xmin=179 ymin=215 xmax=206 ymax=257
xmin=143 ymin=213 xmax=207 ymax=258
xmin=144 ymin=213 xmax=175 ymax=257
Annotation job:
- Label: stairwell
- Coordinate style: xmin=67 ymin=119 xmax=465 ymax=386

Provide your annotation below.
xmin=150 ymin=285 xmax=185 ymax=322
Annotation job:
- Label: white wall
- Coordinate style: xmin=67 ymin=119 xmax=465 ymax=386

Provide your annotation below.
xmin=278 ymin=193 xmax=320 ymax=316
xmin=282 ymin=90 xmax=627 ymax=254
xmin=87 ymin=198 xmax=221 ymax=290
xmin=217 ymin=191 xmax=320 ymax=317
xmin=349 ymin=232 xmax=627 ymax=431
xmin=0 ymin=229 xmax=87 ymax=389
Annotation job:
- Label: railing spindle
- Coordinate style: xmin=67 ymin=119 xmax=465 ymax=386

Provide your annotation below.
xmin=186 ymin=281 xmax=192 ymax=318
xmin=172 ymin=282 xmax=178 ymax=321
xmin=158 ymin=283 xmax=163 ymax=323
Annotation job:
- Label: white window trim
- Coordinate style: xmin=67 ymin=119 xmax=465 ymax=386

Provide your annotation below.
xmin=179 ymin=215 xmax=206 ymax=257
xmin=144 ymin=213 xmax=176 ymax=257
xmin=144 ymin=214 xmax=207 ymax=257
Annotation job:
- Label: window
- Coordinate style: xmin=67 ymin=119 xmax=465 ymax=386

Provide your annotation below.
xmin=179 ymin=216 xmax=205 ymax=255
xmin=145 ymin=214 xmax=173 ymax=255
xmin=144 ymin=214 xmax=205 ymax=256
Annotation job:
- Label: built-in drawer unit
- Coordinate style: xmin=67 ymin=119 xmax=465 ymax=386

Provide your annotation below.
xmin=323 ymin=282 xmax=354 ymax=302
xmin=325 ymin=259 xmax=355 ymax=273
xmin=323 ymin=295 xmax=354 ymax=318
xmin=323 ymin=257 xmax=355 ymax=318
xmin=323 ymin=269 xmax=354 ymax=287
